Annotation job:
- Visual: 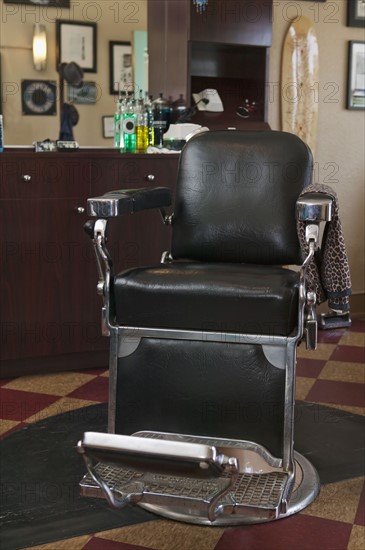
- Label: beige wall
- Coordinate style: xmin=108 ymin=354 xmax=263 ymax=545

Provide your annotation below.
xmin=269 ymin=0 xmax=365 ymax=306
xmin=0 ymin=0 xmax=147 ymax=145
xmin=1 ymin=0 xmax=364 ymax=304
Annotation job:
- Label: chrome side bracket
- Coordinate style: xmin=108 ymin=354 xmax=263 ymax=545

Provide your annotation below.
xmin=90 ymin=219 xmax=113 ymax=335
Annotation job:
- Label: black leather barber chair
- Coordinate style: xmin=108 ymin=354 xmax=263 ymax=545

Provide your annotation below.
xmin=78 ymin=130 xmax=337 ymax=525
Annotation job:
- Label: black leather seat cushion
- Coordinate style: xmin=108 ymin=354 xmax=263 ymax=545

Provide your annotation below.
xmin=114 ymin=262 xmax=300 ymax=336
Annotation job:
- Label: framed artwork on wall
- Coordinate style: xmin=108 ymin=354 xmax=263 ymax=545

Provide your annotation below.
xmin=67 ymin=81 xmax=98 ymax=104
xmin=347 ymin=0 xmax=365 ymax=27
xmin=56 ymin=20 xmax=97 ymax=72
xmin=102 ymin=116 xmax=114 ymax=138
xmin=21 ymin=80 xmax=57 ymax=116
xmin=4 ymin=0 xmax=70 ymax=6
xmin=347 ymin=41 xmax=365 ymax=110
xmin=109 ymin=41 xmax=133 ymax=95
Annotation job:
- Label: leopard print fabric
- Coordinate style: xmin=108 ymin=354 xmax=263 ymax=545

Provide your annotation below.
xmin=297 ymin=184 xmax=352 ymax=311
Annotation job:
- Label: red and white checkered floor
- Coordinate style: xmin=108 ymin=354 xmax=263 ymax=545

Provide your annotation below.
xmin=1 ymin=320 xmax=364 ymax=550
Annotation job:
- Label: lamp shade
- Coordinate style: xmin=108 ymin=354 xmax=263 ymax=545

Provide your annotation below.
xmin=33 ymin=24 xmax=47 ymax=71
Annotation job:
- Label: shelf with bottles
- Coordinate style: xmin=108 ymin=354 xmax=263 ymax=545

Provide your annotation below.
xmin=113 ymin=91 xmax=191 ymax=154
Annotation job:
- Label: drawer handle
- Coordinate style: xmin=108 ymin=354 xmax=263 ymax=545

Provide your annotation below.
xmin=22 ymin=174 xmax=32 ymax=182
xmin=76 ymin=206 xmax=85 ymax=214
xmin=146 ymin=174 xmax=155 ymax=181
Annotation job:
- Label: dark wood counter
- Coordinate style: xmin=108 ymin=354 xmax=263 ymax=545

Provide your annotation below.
xmin=0 ymin=150 xmax=179 ymax=377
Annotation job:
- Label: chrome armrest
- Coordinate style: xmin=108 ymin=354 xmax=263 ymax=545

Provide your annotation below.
xmin=296 ymin=192 xmax=333 ymax=224
xmin=297 ymin=192 xmax=333 ymax=246
xmin=87 ymin=186 xmax=171 ymax=217
xmin=84 ymin=187 xmax=172 ymax=333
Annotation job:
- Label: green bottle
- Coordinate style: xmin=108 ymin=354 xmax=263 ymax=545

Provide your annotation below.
xmin=122 ymin=94 xmax=136 ymax=153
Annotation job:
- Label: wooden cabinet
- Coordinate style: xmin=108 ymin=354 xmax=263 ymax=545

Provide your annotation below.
xmin=189 ymin=0 xmax=272 ymax=46
xmin=0 ymin=150 xmax=179 ymax=377
xmin=148 ymin=0 xmax=272 ymax=127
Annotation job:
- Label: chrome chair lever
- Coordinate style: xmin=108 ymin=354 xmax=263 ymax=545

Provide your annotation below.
xmin=305 ymin=291 xmax=318 ymax=350
xmin=305 ymin=319 xmax=318 ymax=350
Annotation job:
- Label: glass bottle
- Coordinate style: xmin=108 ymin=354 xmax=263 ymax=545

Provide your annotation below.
xmin=152 ymin=93 xmax=171 ymax=148
xmin=136 ymin=93 xmax=149 ymax=153
xmin=0 ymin=114 xmax=3 ymax=152
xmin=113 ymin=94 xmax=122 ymax=149
xmin=145 ymin=94 xmax=155 ymax=147
xmin=122 ymin=93 xmax=136 ymax=153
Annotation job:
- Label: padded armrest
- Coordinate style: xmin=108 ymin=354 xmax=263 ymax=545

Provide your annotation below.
xmin=87 ymin=187 xmax=172 ymax=217
xmin=296 ymin=192 xmax=333 ymax=222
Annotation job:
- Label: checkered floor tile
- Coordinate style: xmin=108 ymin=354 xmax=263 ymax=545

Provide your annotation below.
xmin=0 ymin=319 xmax=363 ymax=549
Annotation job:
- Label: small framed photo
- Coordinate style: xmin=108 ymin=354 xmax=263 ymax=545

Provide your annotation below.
xmin=109 ymin=41 xmax=133 ymax=95
xmin=34 ymin=140 xmax=58 ymax=152
xmin=347 ymin=41 xmax=365 ymax=110
xmin=67 ymin=81 xmax=99 ymax=104
xmin=103 ymin=116 xmax=114 ymax=139
xmin=56 ymin=20 xmax=97 ymax=72
xmin=347 ymin=0 xmax=365 ymax=28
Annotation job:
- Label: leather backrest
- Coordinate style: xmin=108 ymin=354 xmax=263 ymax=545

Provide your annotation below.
xmin=171 ymin=130 xmax=313 ymax=265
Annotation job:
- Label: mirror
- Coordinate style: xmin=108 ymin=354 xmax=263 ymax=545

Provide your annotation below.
xmin=0 ymin=0 xmax=148 ymax=146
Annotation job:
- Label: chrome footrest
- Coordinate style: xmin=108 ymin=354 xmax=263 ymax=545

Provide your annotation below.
xmin=80 ymin=462 xmax=289 ymax=520
xmin=79 ymin=431 xmax=292 ymax=522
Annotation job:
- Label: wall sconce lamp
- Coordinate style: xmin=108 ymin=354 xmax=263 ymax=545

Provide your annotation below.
xmin=33 ymin=24 xmax=47 ymax=71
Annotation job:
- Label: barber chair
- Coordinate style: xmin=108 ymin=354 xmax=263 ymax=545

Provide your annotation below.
xmin=78 ymin=130 xmax=335 ymax=525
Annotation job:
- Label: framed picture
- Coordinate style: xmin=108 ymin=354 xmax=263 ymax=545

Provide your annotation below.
xmin=347 ymin=0 xmax=365 ymax=27
xmin=102 ymin=116 xmax=114 ymax=139
xmin=347 ymin=41 xmax=365 ymax=110
xmin=109 ymin=41 xmax=133 ymax=95
xmin=67 ymin=81 xmax=98 ymax=104
xmin=56 ymin=20 xmax=97 ymax=72
xmin=21 ymin=80 xmax=57 ymax=116
xmin=4 ymin=0 xmax=69 ymax=6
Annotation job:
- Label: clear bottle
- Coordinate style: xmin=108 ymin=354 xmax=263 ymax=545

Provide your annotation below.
xmin=122 ymin=93 xmax=136 ymax=153
xmin=0 ymin=114 xmax=4 ymax=152
xmin=145 ymin=94 xmax=155 ymax=147
xmin=113 ymin=94 xmax=122 ymax=148
xmin=119 ymin=95 xmax=126 ymax=150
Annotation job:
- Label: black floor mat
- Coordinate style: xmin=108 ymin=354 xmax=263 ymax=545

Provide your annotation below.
xmin=0 ymin=402 xmax=364 ymax=550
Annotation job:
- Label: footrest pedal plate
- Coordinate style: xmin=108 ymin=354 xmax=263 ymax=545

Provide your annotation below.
xmin=79 ymin=432 xmax=313 ymax=525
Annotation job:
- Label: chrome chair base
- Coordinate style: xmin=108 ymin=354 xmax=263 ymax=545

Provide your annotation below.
xmin=79 ymin=432 xmax=320 ymax=526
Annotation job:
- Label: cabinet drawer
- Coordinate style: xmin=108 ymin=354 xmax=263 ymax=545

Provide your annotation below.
xmin=0 ymin=156 xmax=91 ymax=199
xmin=90 ymin=156 xmax=179 ymax=196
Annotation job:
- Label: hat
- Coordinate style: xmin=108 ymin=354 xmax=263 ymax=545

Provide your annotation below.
xmin=59 ymin=62 xmax=84 ymax=86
